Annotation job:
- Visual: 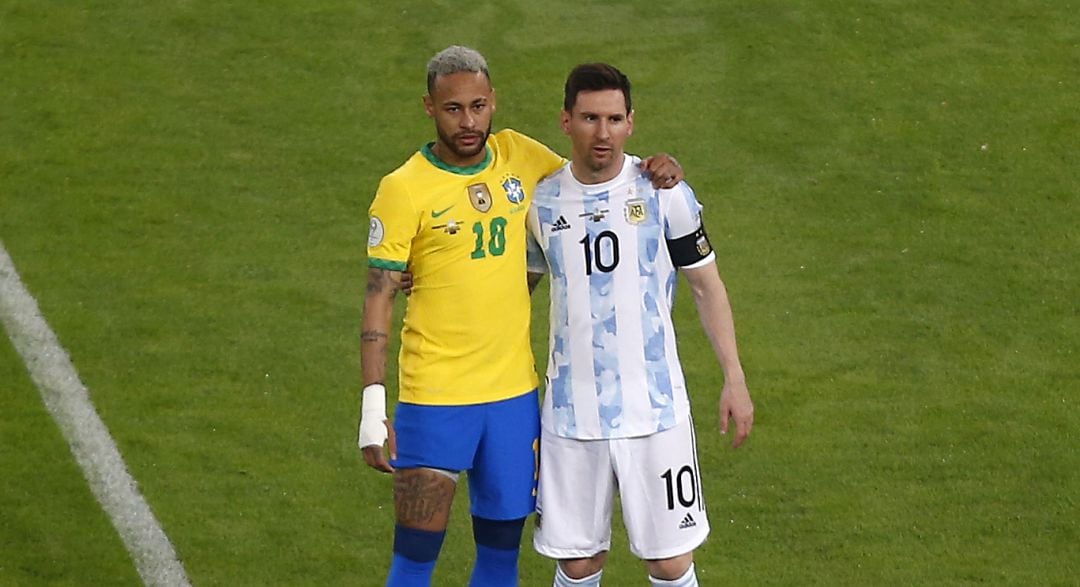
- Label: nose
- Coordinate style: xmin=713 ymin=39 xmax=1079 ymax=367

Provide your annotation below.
xmin=596 ymin=119 xmax=611 ymax=140
xmin=461 ymin=110 xmax=476 ymax=130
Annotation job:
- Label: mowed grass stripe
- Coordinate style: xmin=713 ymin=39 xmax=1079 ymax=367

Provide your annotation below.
xmin=0 ymin=242 xmax=190 ymax=587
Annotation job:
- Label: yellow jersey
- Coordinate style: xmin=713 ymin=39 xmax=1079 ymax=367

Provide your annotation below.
xmin=367 ymin=129 xmax=565 ymax=405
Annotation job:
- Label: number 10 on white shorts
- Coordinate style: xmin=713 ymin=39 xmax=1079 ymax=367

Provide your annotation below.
xmin=533 ymin=419 xmax=711 ymax=560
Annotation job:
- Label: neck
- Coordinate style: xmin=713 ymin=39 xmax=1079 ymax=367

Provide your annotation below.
xmin=570 ymin=154 xmax=623 ymax=185
xmin=432 ymin=141 xmax=485 ymax=168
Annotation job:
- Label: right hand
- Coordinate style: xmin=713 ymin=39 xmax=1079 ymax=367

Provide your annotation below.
xmin=358 ymin=384 xmax=397 ymax=472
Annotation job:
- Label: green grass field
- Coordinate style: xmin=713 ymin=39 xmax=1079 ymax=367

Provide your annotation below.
xmin=2 ymin=1 xmax=1077 ymax=585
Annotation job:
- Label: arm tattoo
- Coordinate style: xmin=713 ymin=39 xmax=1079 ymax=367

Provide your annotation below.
xmin=366 ymin=268 xmax=399 ymax=297
xmin=360 ymin=330 xmax=388 ymax=342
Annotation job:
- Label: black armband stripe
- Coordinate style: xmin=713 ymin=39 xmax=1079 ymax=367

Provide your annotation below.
xmin=667 ymin=225 xmax=713 ymax=267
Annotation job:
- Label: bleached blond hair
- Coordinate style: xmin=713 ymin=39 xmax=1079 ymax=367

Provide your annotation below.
xmin=426 ymin=45 xmax=490 ymax=94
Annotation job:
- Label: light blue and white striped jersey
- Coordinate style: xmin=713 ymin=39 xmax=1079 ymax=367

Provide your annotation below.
xmin=526 ymin=154 xmax=714 ymax=440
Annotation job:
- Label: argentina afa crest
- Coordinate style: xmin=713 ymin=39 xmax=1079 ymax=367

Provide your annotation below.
xmin=625 ymin=198 xmax=647 ymax=224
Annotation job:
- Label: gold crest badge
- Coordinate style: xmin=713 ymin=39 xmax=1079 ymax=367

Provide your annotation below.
xmin=625 ymin=199 xmax=647 ymax=224
xmin=468 ymin=183 xmax=493 ymax=213
xmin=696 ymin=235 xmax=713 ymax=256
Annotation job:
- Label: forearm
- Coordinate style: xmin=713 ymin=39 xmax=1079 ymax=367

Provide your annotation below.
xmin=360 ymin=268 xmax=400 ymax=386
xmin=686 ymin=266 xmax=745 ymax=383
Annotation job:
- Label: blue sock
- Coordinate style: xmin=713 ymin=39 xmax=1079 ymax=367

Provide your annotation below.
xmin=469 ymin=516 xmax=525 ymax=587
xmin=386 ymin=525 xmax=446 ymax=586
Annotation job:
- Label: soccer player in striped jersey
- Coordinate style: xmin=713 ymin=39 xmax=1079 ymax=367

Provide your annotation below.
xmin=526 ymin=63 xmax=755 ymax=587
xmin=357 ymin=47 xmax=686 ymax=587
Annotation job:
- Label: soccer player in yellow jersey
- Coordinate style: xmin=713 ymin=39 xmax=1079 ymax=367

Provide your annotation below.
xmin=357 ymin=46 xmax=684 ymax=587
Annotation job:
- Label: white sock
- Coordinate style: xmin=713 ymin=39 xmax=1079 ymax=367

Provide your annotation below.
xmin=649 ymin=563 xmax=698 ymax=586
xmin=554 ymin=564 xmax=603 ymax=587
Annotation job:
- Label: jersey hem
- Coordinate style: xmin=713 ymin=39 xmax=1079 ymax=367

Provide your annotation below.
xmin=401 ymin=385 xmax=537 ymax=407
xmin=541 ymin=411 xmax=691 ymax=440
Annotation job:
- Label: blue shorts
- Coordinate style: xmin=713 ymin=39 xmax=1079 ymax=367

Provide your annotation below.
xmin=392 ymin=390 xmax=540 ymax=520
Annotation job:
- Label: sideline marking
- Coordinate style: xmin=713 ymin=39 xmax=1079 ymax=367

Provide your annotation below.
xmin=0 ymin=241 xmax=191 ymax=587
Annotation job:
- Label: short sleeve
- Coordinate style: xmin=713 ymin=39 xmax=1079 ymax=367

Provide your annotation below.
xmin=367 ymin=174 xmax=419 ymax=271
xmin=662 ymin=182 xmax=705 ymax=240
xmin=663 ymin=182 xmax=715 ymax=268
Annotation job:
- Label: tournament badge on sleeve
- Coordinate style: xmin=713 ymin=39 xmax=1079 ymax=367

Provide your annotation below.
xmin=468 ymin=183 xmax=493 ymax=213
xmin=368 ymin=216 xmax=385 ymax=246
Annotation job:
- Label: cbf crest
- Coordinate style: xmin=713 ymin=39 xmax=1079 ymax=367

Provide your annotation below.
xmin=468 ymin=183 xmax=493 ymax=213
xmin=625 ymin=198 xmax=647 ymax=224
xmin=502 ymin=176 xmax=525 ymax=204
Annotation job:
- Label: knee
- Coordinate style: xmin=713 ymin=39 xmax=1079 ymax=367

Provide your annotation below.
xmin=560 ymin=552 xmax=607 ymax=579
xmin=472 ymin=516 xmax=525 ymax=550
xmin=393 ymin=525 xmax=446 ymax=563
xmin=646 ymin=552 xmax=693 ymax=581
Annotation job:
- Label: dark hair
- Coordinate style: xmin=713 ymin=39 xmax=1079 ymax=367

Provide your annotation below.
xmin=563 ymin=63 xmax=632 ymax=113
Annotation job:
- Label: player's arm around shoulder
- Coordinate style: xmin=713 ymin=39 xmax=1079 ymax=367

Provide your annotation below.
xmin=682 ymin=262 xmax=754 ymax=448
xmin=638 ymin=152 xmax=685 ymax=189
xmin=500 ymin=128 xmax=566 ymax=175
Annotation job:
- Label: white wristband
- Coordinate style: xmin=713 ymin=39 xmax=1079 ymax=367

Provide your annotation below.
xmin=358 ymin=384 xmax=388 ymax=449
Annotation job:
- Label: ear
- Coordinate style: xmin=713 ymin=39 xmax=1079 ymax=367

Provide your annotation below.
xmin=560 ymin=110 xmax=571 ymax=135
xmin=423 ymin=95 xmax=435 ymax=119
xmin=627 ymin=109 xmax=635 ymax=136
xmin=490 ymin=88 xmax=497 ymax=113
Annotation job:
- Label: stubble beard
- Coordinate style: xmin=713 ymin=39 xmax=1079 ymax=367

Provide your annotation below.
xmin=585 ymin=146 xmax=618 ymax=174
xmin=436 ymin=123 xmax=492 ymax=161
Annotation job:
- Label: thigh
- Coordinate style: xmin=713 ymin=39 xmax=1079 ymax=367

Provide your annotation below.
xmin=393 ymin=468 xmax=457 ymax=532
xmin=532 ymin=432 xmax=616 ymax=560
xmin=468 ymin=390 xmax=541 ymax=520
xmin=613 ymin=420 xmax=710 ymax=560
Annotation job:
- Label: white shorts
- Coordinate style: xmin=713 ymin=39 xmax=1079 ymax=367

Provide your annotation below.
xmin=533 ymin=419 xmax=710 ymax=560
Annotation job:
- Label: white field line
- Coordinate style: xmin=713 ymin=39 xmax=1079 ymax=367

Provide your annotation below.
xmin=0 ymin=241 xmax=191 ymax=587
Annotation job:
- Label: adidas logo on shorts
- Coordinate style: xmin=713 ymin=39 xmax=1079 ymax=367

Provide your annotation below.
xmin=679 ymin=513 xmax=697 ymax=530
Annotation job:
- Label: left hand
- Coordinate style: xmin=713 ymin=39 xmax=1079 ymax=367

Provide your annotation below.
xmin=640 ymin=153 xmax=684 ymax=189
xmin=719 ymin=379 xmax=754 ymax=448
xmin=399 ymin=270 xmax=414 ymax=296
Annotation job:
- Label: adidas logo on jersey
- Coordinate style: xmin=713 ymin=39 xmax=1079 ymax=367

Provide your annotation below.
xmin=550 ymin=215 xmax=572 ymax=232
xmin=679 ymin=513 xmax=697 ymax=530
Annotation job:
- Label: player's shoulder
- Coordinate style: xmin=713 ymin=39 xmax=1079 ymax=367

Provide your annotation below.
xmin=492 ymin=127 xmax=539 ymax=147
xmin=493 ymin=128 xmax=561 ymax=158
xmin=383 ymin=149 xmax=428 ymax=178
xmin=378 ymin=150 xmax=433 ymax=193
xmin=626 ymin=152 xmax=694 ymax=199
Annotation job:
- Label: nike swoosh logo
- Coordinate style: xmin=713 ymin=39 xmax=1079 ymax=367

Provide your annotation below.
xmin=431 ymin=205 xmax=455 ymax=218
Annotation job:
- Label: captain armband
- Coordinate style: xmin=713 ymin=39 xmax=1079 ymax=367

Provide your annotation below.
xmin=667 ymin=225 xmax=715 ymax=268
